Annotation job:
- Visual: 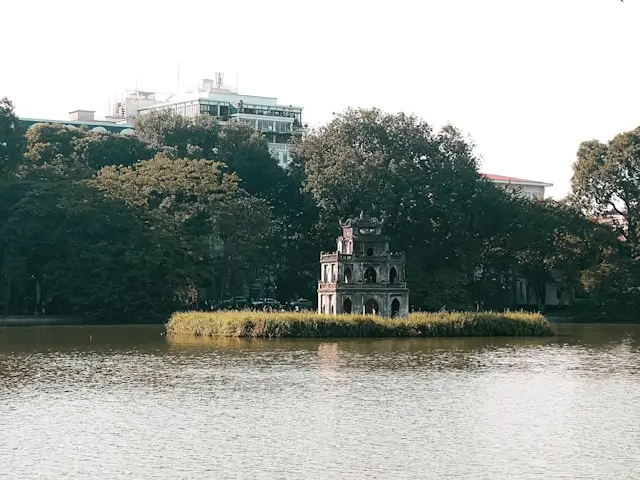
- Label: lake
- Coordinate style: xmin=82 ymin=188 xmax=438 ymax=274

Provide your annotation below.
xmin=1 ymin=323 xmax=639 ymax=479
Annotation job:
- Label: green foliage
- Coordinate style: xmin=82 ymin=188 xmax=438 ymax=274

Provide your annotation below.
xmin=0 ymin=179 xmax=185 ymax=320
xmin=91 ymin=155 xmax=273 ymax=298
xmin=21 ymin=123 xmax=153 ymax=179
xmin=166 ymin=310 xmax=553 ymax=338
xmin=571 ymin=128 xmax=640 ymax=246
xmin=134 ymin=111 xmax=220 ymax=158
xmin=570 ymin=127 xmax=640 ymax=318
xmin=73 ymin=131 xmax=153 ymax=170
xmin=135 ymin=112 xmax=294 ymax=206
xmin=0 ymin=98 xmax=25 ymax=179
xmin=2 ymin=96 xmax=637 ymax=322
xmin=293 ymin=108 xmax=489 ymax=309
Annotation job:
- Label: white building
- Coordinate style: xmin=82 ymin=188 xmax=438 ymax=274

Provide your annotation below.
xmin=130 ymin=77 xmax=303 ymax=167
xmin=481 ymin=173 xmax=553 ymax=199
xmin=481 ymin=173 xmax=563 ymax=308
xmin=105 ymin=90 xmax=169 ymax=125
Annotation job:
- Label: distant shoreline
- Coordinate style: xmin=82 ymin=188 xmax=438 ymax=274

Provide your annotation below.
xmin=2 ymin=314 xmax=638 ymax=328
xmin=0 ymin=316 xmax=165 ymax=327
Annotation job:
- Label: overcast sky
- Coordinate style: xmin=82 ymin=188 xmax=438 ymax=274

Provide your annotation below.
xmin=2 ymin=0 xmax=638 ymax=198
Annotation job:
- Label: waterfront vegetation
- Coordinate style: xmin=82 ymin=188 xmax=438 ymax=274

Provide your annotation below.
xmin=1 ymin=96 xmax=640 ymax=321
xmin=166 ymin=311 xmax=554 ymax=338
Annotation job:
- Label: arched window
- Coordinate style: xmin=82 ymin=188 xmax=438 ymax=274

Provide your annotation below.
xmin=343 ymin=298 xmax=352 ymax=314
xmin=344 ymin=267 xmax=352 ymax=283
xmin=364 ymin=267 xmax=377 ymax=284
xmin=389 ymin=267 xmax=398 ymax=284
xmin=323 ymin=265 xmax=329 ymax=283
xmin=391 ymin=298 xmax=400 ymax=317
xmin=366 ymin=247 xmax=374 ymax=256
xmin=365 ymin=298 xmax=379 ymax=315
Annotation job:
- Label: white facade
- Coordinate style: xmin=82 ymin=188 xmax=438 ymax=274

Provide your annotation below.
xmin=482 ymin=174 xmax=553 ymax=199
xmin=481 ymin=173 xmax=562 ymax=308
xmin=134 ymin=79 xmax=303 ymax=167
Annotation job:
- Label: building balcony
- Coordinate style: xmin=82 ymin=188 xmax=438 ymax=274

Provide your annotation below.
xmin=268 ymin=142 xmax=290 ymax=152
xmin=231 ymin=109 xmax=300 ymax=120
xmin=320 ymin=252 xmax=339 ymax=262
xmin=318 ymin=281 xmax=408 ymax=290
xmin=319 ymin=252 xmax=404 ymax=263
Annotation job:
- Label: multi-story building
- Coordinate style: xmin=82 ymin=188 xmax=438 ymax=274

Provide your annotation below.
xmin=482 ymin=173 xmax=553 ymax=199
xmin=18 ymin=75 xmax=303 ymax=167
xmin=134 ymin=77 xmax=303 ymax=167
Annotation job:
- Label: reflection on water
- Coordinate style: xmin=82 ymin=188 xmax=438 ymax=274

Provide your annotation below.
xmin=1 ymin=324 xmax=640 ymax=479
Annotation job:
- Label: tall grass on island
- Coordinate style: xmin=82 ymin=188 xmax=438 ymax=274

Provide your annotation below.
xmin=166 ymin=311 xmax=553 ymax=338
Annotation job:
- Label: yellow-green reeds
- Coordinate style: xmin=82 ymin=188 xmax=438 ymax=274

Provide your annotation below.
xmin=166 ymin=310 xmax=553 ymax=338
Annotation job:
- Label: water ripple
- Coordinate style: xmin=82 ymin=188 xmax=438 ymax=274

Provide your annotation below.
xmin=0 ymin=324 xmax=639 ymax=479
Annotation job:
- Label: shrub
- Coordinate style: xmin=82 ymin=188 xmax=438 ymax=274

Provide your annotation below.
xmin=166 ymin=310 xmax=553 ymax=338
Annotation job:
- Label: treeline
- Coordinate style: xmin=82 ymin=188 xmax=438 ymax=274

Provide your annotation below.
xmin=0 ymin=97 xmax=638 ymax=320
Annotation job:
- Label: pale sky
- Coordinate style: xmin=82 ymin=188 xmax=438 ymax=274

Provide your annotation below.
xmin=2 ymin=0 xmax=638 ymax=198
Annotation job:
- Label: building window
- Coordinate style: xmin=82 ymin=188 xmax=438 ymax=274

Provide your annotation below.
xmin=258 ymin=120 xmax=274 ymax=131
xmin=343 ymin=298 xmax=352 ymax=314
xmin=344 ymin=267 xmax=352 ymax=283
xmin=275 ymin=121 xmax=292 ymax=133
xmin=365 ymin=298 xmax=379 ymax=315
xmin=391 ymin=298 xmax=400 ymax=317
xmin=364 ymin=267 xmax=377 ymax=284
xmin=390 ymin=267 xmax=398 ymax=284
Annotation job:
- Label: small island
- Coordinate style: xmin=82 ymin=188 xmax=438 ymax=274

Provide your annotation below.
xmin=166 ymin=310 xmax=553 ymax=338
xmin=167 ymin=213 xmax=553 ymax=338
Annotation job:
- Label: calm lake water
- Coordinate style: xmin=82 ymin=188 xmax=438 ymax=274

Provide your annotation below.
xmin=1 ymin=324 xmax=639 ymax=480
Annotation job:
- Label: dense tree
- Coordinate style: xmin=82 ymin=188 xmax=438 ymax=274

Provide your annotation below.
xmin=135 ymin=112 xmax=292 ymax=206
xmin=135 ymin=111 xmax=220 ymax=159
xmin=511 ymin=200 xmax=610 ymax=310
xmin=135 ymin=111 xmax=315 ymax=300
xmin=73 ymin=131 xmax=153 ymax=170
xmin=0 ymin=179 xmax=186 ymax=319
xmin=570 ymin=127 xmax=640 ymax=317
xmin=0 ymin=97 xmax=25 ymax=178
xmin=21 ymin=123 xmax=152 ymax=179
xmin=2 ymin=95 xmax=636 ymax=320
xmin=571 ymin=128 xmax=640 ymax=247
xmin=24 ymin=123 xmax=85 ymax=166
xmin=293 ymin=108 xmax=484 ymax=309
xmin=92 ymin=155 xmax=273 ymax=299
xmin=579 ymin=247 xmax=640 ymax=318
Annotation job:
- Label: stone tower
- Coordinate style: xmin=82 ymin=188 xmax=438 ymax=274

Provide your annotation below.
xmin=317 ymin=213 xmax=409 ymax=317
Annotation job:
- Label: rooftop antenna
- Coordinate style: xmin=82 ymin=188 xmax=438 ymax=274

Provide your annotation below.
xmin=236 ymin=71 xmax=239 ymax=93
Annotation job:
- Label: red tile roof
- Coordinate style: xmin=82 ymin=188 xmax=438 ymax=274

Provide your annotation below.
xmin=481 ymin=173 xmax=552 ymax=186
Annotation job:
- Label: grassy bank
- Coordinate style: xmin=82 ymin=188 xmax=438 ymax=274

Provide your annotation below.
xmin=166 ymin=311 xmax=553 ymax=338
